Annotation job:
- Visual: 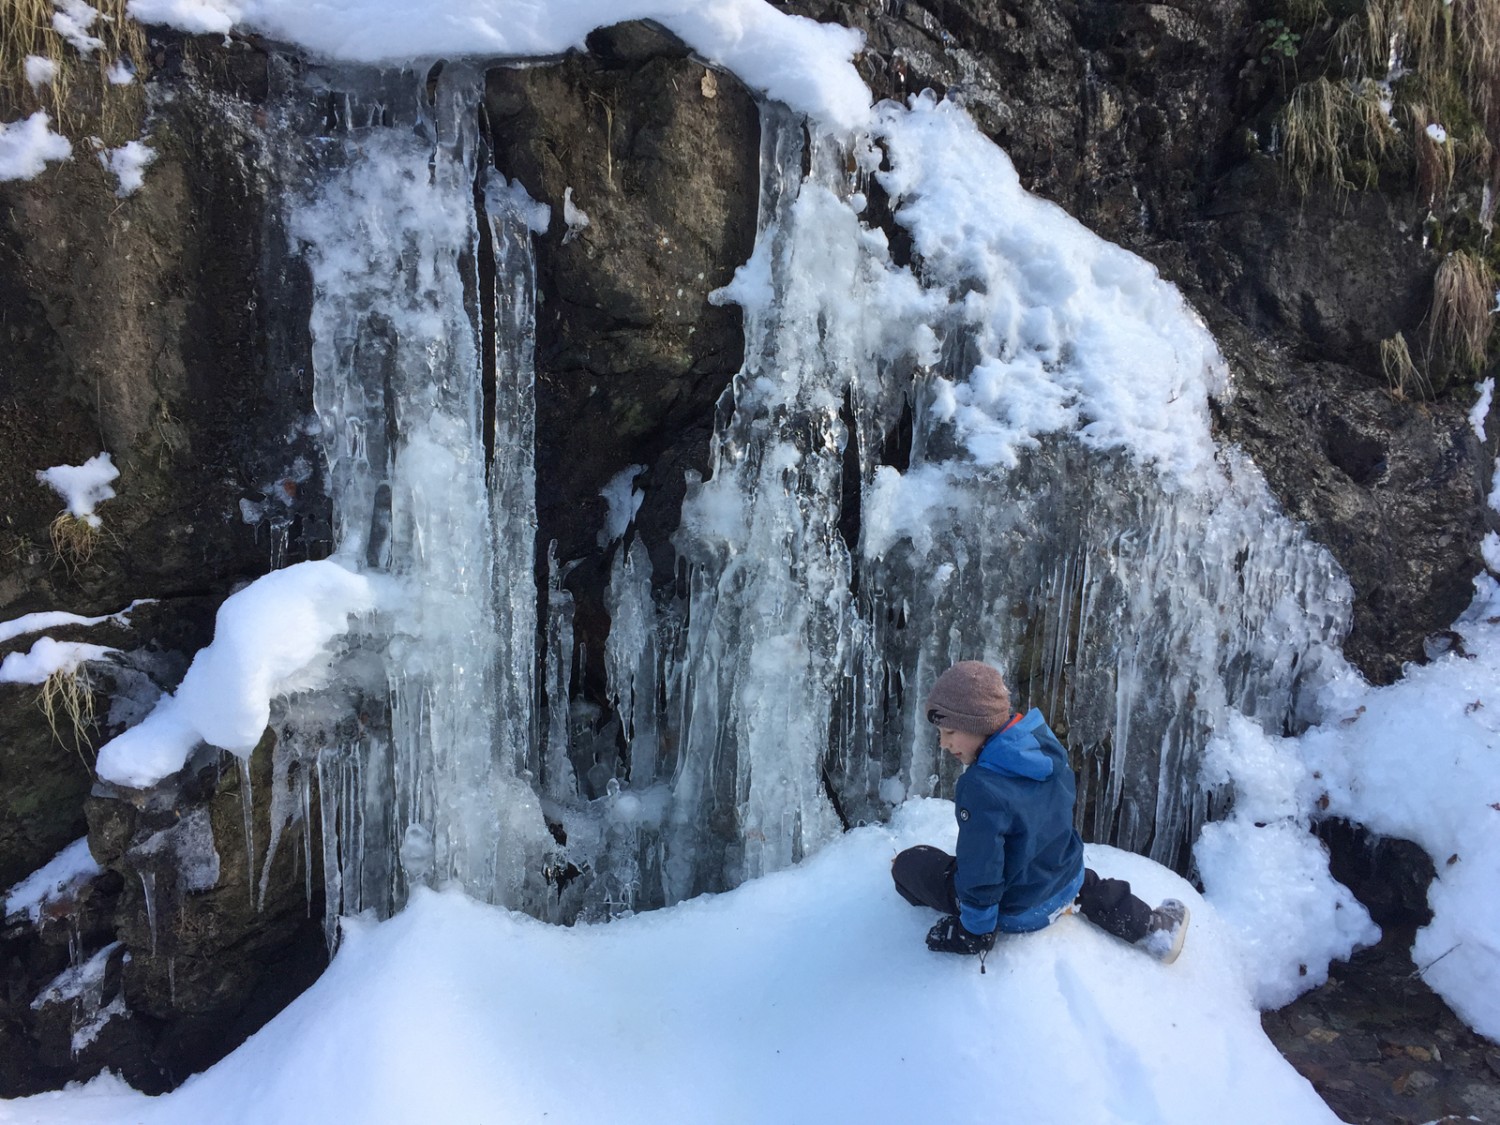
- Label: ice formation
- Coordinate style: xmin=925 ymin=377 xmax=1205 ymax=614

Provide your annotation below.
xmin=68 ymin=1 xmax=1354 ymax=981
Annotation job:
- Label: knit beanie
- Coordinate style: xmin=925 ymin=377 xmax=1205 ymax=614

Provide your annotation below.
xmin=924 ymin=661 xmax=1012 ymax=735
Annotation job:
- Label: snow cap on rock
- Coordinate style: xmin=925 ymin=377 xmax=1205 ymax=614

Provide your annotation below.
xmin=925 ymin=661 xmax=1011 ymax=735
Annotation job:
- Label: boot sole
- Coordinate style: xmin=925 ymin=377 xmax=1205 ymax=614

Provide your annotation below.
xmin=1158 ymin=904 xmax=1190 ymax=966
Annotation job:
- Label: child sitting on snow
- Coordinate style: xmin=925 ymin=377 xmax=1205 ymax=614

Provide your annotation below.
xmin=892 ymin=661 xmax=1189 ymax=964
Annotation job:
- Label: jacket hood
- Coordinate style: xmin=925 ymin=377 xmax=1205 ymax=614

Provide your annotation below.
xmin=973 ymin=709 xmax=1055 ymax=780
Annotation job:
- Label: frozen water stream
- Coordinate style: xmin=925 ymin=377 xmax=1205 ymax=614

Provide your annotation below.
xmin=258 ymin=67 xmax=1352 ymax=931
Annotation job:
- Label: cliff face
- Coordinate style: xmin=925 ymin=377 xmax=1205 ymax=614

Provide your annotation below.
xmin=0 ymin=0 xmax=1493 ymax=1093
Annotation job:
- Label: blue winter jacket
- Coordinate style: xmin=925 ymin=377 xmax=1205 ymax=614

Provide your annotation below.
xmin=953 ymin=709 xmax=1086 ymax=935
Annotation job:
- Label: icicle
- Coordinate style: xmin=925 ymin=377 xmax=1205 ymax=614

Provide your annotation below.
xmin=236 ymin=755 xmax=255 ymax=905
xmin=138 ymin=871 xmax=157 ymax=957
xmin=279 ymin=58 xmax=555 ymax=916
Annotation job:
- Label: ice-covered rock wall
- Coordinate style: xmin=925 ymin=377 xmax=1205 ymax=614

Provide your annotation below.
xmin=272 ymin=62 xmax=556 ymax=930
xmin=247 ymin=70 xmax=1353 ymax=928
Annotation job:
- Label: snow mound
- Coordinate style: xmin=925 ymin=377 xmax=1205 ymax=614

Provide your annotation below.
xmin=1298 ymin=576 xmax=1500 ymax=1041
xmin=95 ymin=560 xmax=383 ymax=788
xmin=1 ymin=801 xmax=1336 ymax=1124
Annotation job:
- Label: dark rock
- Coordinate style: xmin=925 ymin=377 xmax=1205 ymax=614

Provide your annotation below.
xmin=485 ymin=25 xmax=760 ymax=699
xmin=1316 ymin=818 xmax=1436 ymax=929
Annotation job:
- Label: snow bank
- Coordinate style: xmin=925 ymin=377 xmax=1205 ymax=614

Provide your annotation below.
xmin=1294 ymin=576 xmax=1500 ymax=1040
xmin=0 ymin=801 xmax=1336 ymax=1125
xmin=0 ymin=112 xmax=72 ymax=183
xmin=95 ymin=560 xmax=383 ymax=788
xmin=35 ymin=453 xmax=119 ymax=526
xmin=124 ymin=0 xmax=872 ymax=132
xmin=1195 ymin=714 xmax=1378 ymax=1009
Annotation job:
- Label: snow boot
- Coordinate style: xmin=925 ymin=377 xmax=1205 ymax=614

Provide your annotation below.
xmin=1138 ymin=899 xmax=1190 ymax=965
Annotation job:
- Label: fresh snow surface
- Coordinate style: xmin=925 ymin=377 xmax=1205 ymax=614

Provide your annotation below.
xmin=1195 ymin=713 xmax=1379 ymax=1009
xmin=0 ymin=801 xmax=1337 ymax=1125
xmin=97 ymin=141 xmax=155 ymax=197
xmin=0 ymin=112 xmax=73 ymax=183
xmin=35 ymin=453 xmax=118 ymax=525
xmin=124 ymin=0 xmax=871 ymax=131
xmin=94 ymin=560 xmax=383 ymax=788
xmin=2 ymin=838 xmax=101 ymax=924
xmin=1293 ymin=575 xmax=1500 ymax=1040
xmin=0 ymin=636 xmax=117 ymax=685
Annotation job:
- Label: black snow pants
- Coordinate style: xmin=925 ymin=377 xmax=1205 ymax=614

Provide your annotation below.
xmin=891 ymin=844 xmax=1153 ymax=943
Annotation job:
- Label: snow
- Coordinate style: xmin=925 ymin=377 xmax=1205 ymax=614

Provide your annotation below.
xmin=0 ymin=636 xmax=117 ymax=685
xmin=94 ymin=560 xmax=385 ymax=788
xmin=0 ymin=802 xmax=1338 ymax=1125
xmin=124 ymin=0 xmax=872 ymax=131
xmin=1195 ymin=714 xmax=1379 ymax=1009
xmin=3 ymin=838 xmax=101 ymax=924
xmin=0 ymin=601 xmax=144 ymax=646
xmin=1470 ymin=377 xmax=1493 ymax=441
xmin=1293 ymin=576 xmax=1500 ymax=1040
xmin=35 ymin=453 xmax=119 ymax=526
xmin=97 ymin=141 xmax=156 ymax=197
xmin=0 ymin=112 xmax=73 ymax=183
xmin=106 ymin=59 xmax=136 ymax=85
xmin=1425 ymin=122 xmax=1448 ymax=144
xmin=53 ymin=0 xmax=106 ymax=56
xmin=874 ymin=94 xmax=1225 ymax=483
xmin=25 ymin=56 xmax=59 ymax=90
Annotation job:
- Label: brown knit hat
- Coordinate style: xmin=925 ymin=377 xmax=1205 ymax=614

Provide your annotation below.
xmin=925 ymin=661 xmax=1012 ymax=735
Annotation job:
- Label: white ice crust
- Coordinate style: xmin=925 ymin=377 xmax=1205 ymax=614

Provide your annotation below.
xmin=3 ymin=838 xmax=102 ymax=923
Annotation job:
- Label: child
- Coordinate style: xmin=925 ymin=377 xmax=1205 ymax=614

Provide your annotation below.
xmin=891 ymin=661 xmax=1189 ymax=964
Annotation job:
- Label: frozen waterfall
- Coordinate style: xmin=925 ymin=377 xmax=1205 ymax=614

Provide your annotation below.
xmin=257 ymin=67 xmax=1350 ymax=934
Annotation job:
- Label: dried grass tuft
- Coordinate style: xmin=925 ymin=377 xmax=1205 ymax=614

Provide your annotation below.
xmin=1379 ymin=332 xmax=1430 ymax=400
xmin=1 ymin=0 xmax=148 ymax=147
xmin=48 ymin=511 xmax=100 ymax=571
xmin=1280 ymin=76 xmax=1401 ymax=194
xmin=1429 ymin=249 xmax=1497 ymax=372
xmin=38 ymin=664 xmax=97 ymax=765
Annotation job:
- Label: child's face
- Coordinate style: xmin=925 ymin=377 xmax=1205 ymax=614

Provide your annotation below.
xmin=938 ymin=727 xmax=984 ymax=766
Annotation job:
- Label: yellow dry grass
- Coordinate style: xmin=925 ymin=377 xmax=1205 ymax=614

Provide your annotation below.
xmin=1379 ymin=332 xmax=1429 ymax=400
xmin=1280 ymin=76 xmax=1400 ymax=194
xmin=38 ymin=664 xmax=98 ymax=764
xmin=1 ymin=0 xmax=147 ymax=146
xmin=47 ymin=511 xmax=100 ymax=571
xmin=1429 ymin=250 xmax=1496 ymax=372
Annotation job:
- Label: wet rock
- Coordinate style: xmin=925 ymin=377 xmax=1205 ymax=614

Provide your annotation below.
xmin=485 ymin=21 xmax=760 ymax=695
